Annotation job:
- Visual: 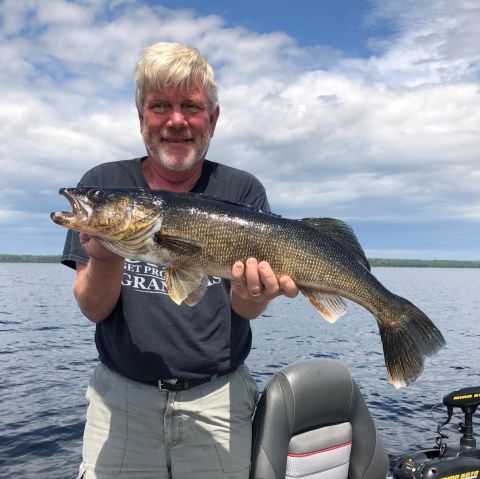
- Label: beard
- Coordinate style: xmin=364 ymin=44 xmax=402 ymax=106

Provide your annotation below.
xmin=141 ymin=124 xmax=212 ymax=172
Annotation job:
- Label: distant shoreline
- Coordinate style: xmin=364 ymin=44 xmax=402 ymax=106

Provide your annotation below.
xmin=1 ymin=254 xmax=479 ymax=268
xmin=368 ymin=258 xmax=480 ymax=268
xmin=0 ymin=255 xmax=63 ymax=263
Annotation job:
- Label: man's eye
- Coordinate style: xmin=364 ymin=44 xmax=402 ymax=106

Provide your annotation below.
xmin=183 ymin=103 xmax=202 ymax=112
xmin=151 ymin=103 xmax=170 ymax=113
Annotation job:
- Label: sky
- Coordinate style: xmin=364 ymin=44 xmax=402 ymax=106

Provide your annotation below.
xmin=1 ymin=0 xmax=479 ymax=259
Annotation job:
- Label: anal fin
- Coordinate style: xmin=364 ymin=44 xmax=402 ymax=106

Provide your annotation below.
xmin=301 ymin=288 xmax=347 ymax=323
xmin=183 ymin=280 xmax=209 ymax=306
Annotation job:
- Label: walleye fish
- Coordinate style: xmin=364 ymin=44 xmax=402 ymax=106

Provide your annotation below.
xmin=51 ymin=187 xmax=445 ymax=387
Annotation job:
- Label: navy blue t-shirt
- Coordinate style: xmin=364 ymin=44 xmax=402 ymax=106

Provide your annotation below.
xmin=61 ymin=157 xmax=270 ymax=381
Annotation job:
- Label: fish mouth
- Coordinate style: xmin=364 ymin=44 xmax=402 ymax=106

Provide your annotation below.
xmin=50 ymin=188 xmax=89 ymax=226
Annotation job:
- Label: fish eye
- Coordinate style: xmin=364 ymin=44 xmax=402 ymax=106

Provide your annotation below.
xmin=87 ymin=189 xmax=105 ymax=201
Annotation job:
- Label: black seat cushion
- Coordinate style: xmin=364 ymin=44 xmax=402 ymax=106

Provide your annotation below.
xmin=250 ymin=359 xmax=389 ymax=479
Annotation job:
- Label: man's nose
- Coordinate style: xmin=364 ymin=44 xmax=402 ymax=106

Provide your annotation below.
xmin=167 ymin=108 xmax=188 ymax=128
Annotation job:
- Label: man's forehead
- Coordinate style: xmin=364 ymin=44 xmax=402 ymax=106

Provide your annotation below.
xmin=145 ymin=85 xmax=208 ymax=102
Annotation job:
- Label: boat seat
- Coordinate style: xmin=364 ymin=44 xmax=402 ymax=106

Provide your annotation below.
xmin=250 ymin=359 xmax=389 ymax=479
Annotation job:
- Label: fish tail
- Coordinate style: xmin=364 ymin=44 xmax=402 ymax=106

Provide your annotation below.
xmin=378 ymin=296 xmax=445 ymax=388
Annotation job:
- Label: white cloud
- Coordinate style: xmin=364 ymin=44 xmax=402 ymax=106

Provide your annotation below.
xmin=0 ymin=0 xmax=478 ymax=256
xmin=358 ymin=0 xmax=480 ymax=86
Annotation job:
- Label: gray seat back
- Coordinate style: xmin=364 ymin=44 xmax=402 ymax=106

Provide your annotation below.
xmin=250 ymin=359 xmax=389 ymax=479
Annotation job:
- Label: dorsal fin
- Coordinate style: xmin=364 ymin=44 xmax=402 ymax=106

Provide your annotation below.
xmin=300 ymin=217 xmax=370 ymax=271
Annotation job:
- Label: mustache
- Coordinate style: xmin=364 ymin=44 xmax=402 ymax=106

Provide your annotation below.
xmin=161 ymin=127 xmax=192 ymax=141
xmin=140 ymin=123 xmax=192 ymax=141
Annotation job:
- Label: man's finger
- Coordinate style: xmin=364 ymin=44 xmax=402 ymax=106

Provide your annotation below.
xmin=279 ymin=275 xmax=299 ymax=298
xmin=231 ymin=261 xmax=246 ymax=287
xmin=258 ymin=261 xmax=280 ymax=299
xmin=79 ymin=233 xmax=91 ymax=245
xmin=244 ymin=258 xmax=262 ymax=297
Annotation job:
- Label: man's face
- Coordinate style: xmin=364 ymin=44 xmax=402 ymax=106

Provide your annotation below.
xmin=139 ymin=85 xmax=219 ymax=171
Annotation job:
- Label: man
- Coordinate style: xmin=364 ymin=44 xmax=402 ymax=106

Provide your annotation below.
xmin=62 ymin=42 xmax=298 ymax=479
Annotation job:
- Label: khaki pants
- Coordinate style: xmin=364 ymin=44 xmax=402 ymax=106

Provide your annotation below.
xmin=76 ymin=363 xmax=259 ymax=479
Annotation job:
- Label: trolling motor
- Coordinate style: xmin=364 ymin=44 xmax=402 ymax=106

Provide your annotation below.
xmin=392 ymin=386 xmax=480 ymax=478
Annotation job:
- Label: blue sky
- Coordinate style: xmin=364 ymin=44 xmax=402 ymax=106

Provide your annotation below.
xmin=1 ymin=0 xmax=479 ymax=259
xmin=153 ymin=0 xmax=386 ymax=55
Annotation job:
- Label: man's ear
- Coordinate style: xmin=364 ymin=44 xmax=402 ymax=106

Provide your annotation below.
xmin=209 ymin=106 xmax=220 ymax=137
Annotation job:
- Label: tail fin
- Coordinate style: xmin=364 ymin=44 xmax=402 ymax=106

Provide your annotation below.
xmin=378 ymin=297 xmax=445 ymax=388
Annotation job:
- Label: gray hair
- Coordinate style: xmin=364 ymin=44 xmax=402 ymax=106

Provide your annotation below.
xmin=135 ymin=42 xmax=218 ymax=112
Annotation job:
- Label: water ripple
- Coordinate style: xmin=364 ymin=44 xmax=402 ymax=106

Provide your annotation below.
xmin=1 ymin=264 xmax=479 ymax=477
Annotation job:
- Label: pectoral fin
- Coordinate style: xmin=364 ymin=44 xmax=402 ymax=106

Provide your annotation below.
xmin=154 ymin=232 xmax=204 ymax=256
xmin=165 ymin=265 xmax=209 ymax=306
xmin=301 ymin=288 xmax=347 ymax=323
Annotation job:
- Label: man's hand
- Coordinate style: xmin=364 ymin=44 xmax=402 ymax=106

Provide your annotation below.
xmin=79 ymin=233 xmax=120 ymax=261
xmin=74 ymin=233 xmax=125 ymax=323
xmin=230 ymin=258 xmax=298 ymax=319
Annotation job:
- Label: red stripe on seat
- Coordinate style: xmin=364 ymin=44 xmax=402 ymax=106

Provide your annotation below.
xmin=287 ymin=441 xmax=352 ymax=457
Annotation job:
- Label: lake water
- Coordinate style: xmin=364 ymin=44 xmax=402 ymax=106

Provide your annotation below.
xmin=1 ymin=264 xmax=479 ymax=478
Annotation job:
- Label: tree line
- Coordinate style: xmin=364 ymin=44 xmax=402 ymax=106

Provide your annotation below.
xmin=0 ymin=254 xmax=61 ymax=263
xmin=368 ymin=258 xmax=480 ymax=268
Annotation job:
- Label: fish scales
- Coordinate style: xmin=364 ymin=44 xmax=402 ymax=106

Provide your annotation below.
xmin=166 ymin=192 xmax=368 ymax=302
